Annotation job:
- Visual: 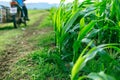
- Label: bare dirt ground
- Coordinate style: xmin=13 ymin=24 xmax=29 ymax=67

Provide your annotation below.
xmin=0 ymin=12 xmax=52 ymax=79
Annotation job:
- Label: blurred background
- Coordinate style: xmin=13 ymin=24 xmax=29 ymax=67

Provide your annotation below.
xmin=0 ymin=0 xmax=75 ymax=9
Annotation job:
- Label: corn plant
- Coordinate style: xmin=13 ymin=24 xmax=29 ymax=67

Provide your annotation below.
xmin=71 ymin=42 xmax=120 ymax=80
xmin=51 ymin=0 xmax=120 ymax=79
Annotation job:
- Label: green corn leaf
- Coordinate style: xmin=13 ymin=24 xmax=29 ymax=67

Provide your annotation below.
xmin=87 ymin=71 xmax=116 ymax=80
xmin=73 ymin=20 xmax=96 ymax=62
xmin=72 ymin=41 xmax=93 ymax=80
xmin=80 ymin=17 xmax=85 ymax=29
xmin=71 ymin=57 xmax=86 ymax=80
xmin=72 ymin=43 xmax=120 ymax=80
xmin=77 ymin=20 xmax=96 ymax=41
xmin=86 ymin=29 xmax=100 ymax=38
xmin=69 ymin=23 xmax=80 ymax=33
xmin=63 ymin=10 xmax=80 ymax=34
xmin=72 ymin=0 xmax=79 ymax=14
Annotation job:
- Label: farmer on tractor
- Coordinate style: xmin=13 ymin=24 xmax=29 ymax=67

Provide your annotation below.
xmin=14 ymin=0 xmax=29 ymax=21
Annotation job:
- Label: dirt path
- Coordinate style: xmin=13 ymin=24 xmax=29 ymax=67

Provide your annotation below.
xmin=0 ymin=12 xmax=51 ymax=79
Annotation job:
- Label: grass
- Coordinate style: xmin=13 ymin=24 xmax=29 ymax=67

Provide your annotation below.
xmin=6 ymin=49 xmax=69 ymax=80
xmin=0 ymin=10 xmax=47 ymax=55
xmin=0 ymin=29 xmax=21 ymax=52
xmin=2 ymin=10 xmax=69 ymax=80
xmin=27 ymin=10 xmax=50 ymax=27
xmin=31 ymin=29 xmax=54 ymax=48
xmin=37 ymin=12 xmax=53 ymax=28
xmin=27 ymin=15 xmax=54 ymax=48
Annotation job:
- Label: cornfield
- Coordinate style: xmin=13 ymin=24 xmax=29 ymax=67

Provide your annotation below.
xmin=51 ymin=0 xmax=120 ymax=80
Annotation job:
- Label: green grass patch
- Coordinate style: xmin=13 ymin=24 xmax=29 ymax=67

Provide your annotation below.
xmin=0 ymin=10 xmax=47 ymax=54
xmin=38 ymin=14 xmax=53 ymax=28
xmin=28 ymin=10 xmax=50 ymax=26
xmin=28 ymin=11 xmax=54 ymax=48
xmin=0 ymin=29 xmax=22 ymax=54
xmin=3 ymin=10 xmax=69 ymax=80
xmin=6 ymin=49 xmax=69 ymax=80
xmin=28 ymin=28 xmax=54 ymax=48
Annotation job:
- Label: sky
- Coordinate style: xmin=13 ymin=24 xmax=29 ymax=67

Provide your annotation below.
xmin=0 ymin=0 xmax=76 ymax=4
xmin=25 ymin=0 xmax=74 ymax=4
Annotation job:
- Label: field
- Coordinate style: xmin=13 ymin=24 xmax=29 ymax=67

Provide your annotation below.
xmin=0 ymin=10 xmax=69 ymax=79
xmin=0 ymin=0 xmax=120 ymax=80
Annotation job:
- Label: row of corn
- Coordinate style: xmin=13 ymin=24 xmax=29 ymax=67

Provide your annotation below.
xmin=51 ymin=0 xmax=120 ymax=80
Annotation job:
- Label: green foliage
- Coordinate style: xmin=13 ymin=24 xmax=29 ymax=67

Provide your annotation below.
xmin=38 ymin=14 xmax=53 ymax=28
xmin=72 ymin=43 xmax=120 ymax=80
xmin=73 ymin=20 xmax=97 ymax=62
xmin=3 ymin=10 xmax=69 ymax=80
xmin=0 ymin=29 xmax=21 ymax=52
xmin=51 ymin=0 xmax=120 ymax=80
xmin=87 ymin=71 xmax=116 ymax=80
xmin=6 ymin=49 xmax=69 ymax=80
